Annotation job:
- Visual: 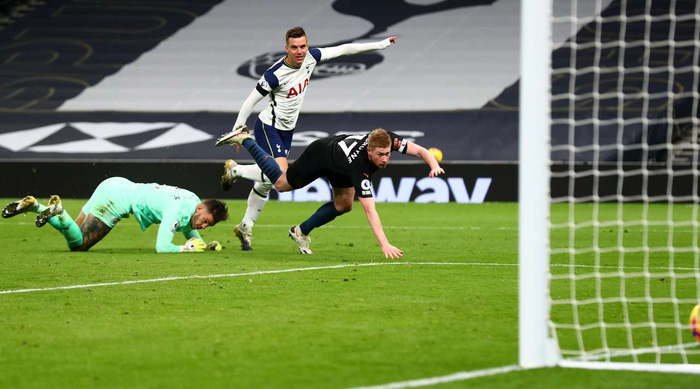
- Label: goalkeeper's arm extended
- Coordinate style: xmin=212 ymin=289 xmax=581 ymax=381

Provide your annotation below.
xmin=180 ymin=237 xmax=222 ymax=252
xmin=183 ymin=230 xmax=221 ymax=252
xmin=155 ymin=222 xmax=220 ymax=253
xmin=180 ymin=237 xmax=205 ymax=252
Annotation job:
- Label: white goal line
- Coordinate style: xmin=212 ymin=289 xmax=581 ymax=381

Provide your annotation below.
xmin=567 ymin=342 xmax=700 ymax=363
xmin=347 ymin=365 xmax=521 ymax=389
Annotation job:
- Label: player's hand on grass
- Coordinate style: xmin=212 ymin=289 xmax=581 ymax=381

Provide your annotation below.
xmin=181 ymin=238 xmax=206 ymax=252
xmin=429 ymin=167 xmax=445 ymax=178
xmin=382 ymin=244 xmax=403 ymax=259
xmin=205 ymin=240 xmax=222 ymax=251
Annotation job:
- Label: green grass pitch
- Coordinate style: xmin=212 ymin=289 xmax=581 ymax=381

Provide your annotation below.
xmin=0 ymin=199 xmax=698 ymax=388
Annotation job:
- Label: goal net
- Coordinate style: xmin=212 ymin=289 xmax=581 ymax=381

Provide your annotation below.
xmin=520 ymin=0 xmax=700 ymax=373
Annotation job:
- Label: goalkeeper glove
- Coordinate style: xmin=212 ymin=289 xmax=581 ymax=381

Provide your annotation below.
xmin=181 ymin=238 xmax=206 ymax=252
xmin=205 ymin=241 xmax=222 ymax=251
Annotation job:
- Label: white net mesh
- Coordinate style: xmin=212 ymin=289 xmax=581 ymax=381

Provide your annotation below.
xmin=547 ymin=0 xmax=700 ymax=365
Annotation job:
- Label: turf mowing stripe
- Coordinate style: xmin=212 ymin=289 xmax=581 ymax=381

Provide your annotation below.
xmin=0 ymin=222 xmax=483 ymax=230
xmin=347 ymin=365 xmax=521 ymax=389
xmin=5 ymin=222 xmax=699 ymax=233
xmin=0 ymin=262 xmax=470 ymax=295
xmin=1 ymin=261 xmax=698 ymax=295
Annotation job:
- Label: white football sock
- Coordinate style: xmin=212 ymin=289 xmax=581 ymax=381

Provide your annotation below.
xmin=240 ymin=181 xmax=273 ymax=232
xmin=234 ymin=164 xmax=270 ymax=183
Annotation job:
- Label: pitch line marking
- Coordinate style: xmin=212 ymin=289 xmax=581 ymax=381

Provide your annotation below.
xmin=347 ymin=365 xmax=521 ymax=389
xmin=0 ymin=262 xmax=469 ymax=295
xmin=2 ymin=261 xmax=698 ymax=295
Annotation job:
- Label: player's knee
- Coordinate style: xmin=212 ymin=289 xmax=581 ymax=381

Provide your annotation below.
xmin=335 ymin=202 xmax=352 ymax=214
xmin=274 ymin=179 xmax=293 ymax=192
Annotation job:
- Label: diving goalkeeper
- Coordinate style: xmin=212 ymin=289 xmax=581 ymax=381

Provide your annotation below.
xmin=2 ymin=177 xmax=228 ymax=253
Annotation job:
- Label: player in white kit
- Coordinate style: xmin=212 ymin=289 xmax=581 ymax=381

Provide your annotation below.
xmin=217 ymin=26 xmax=397 ymax=251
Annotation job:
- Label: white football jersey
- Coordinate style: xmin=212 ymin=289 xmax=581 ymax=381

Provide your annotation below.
xmin=243 ymin=39 xmax=391 ymax=132
xmin=255 ymin=48 xmax=324 ymax=131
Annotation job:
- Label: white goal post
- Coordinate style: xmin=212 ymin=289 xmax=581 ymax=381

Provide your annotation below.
xmin=519 ymin=0 xmax=700 ymax=373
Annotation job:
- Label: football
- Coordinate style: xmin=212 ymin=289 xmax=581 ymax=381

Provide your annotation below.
xmin=691 ymin=303 xmax=700 ymax=342
xmin=428 ymin=147 xmax=443 ymax=163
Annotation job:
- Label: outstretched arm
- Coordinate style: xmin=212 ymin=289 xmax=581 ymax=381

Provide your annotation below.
xmin=359 ymin=196 xmax=403 ymax=259
xmin=231 ymin=88 xmax=266 ymax=131
xmin=320 ymin=37 xmax=397 ymax=61
xmin=405 ymin=141 xmax=445 ymax=178
xmin=156 ymin=216 xmax=204 ymax=253
xmin=155 ymin=220 xmax=182 ymax=253
xmin=183 ymin=229 xmax=221 ymax=251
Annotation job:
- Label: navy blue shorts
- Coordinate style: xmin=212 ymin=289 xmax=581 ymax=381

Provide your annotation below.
xmin=254 ymin=119 xmax=294 ymax=158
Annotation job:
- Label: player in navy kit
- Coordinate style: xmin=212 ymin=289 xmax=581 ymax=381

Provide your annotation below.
xmin=216 ymin=127 xmax=444 ymax=259
xmin=217 ymin=26 xmax=397 ymax=251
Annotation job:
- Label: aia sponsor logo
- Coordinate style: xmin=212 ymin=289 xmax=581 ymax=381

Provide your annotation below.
xmin=286 ymin=79 xmax=309 ymax=98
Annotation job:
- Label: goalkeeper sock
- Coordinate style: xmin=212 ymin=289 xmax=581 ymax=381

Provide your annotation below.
xmin=47 ymin=211 xmax=84 ymax=249
xmin=300 ymin=202 xmax=342 ymax=235
xmin=241 ymin=182 xmax=271 ymax=231
xmin=242 ymin=138 xmax=282 ymax=184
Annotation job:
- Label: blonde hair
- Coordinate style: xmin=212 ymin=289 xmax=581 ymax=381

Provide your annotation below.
xmin=368 ymin=128 xmax=391 ymax=150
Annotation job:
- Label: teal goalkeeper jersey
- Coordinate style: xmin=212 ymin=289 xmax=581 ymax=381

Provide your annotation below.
xmin=83 ymin=177 xmax=203 ymax=252
xmin=128 ymin=182 xmax=203 ymax=253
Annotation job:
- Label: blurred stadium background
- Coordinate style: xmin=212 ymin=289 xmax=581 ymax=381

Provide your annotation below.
xmin=0 ymin=0 xmax=527 ymax=202
xmin=1 ymin=0 xmax=697 ymax=203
